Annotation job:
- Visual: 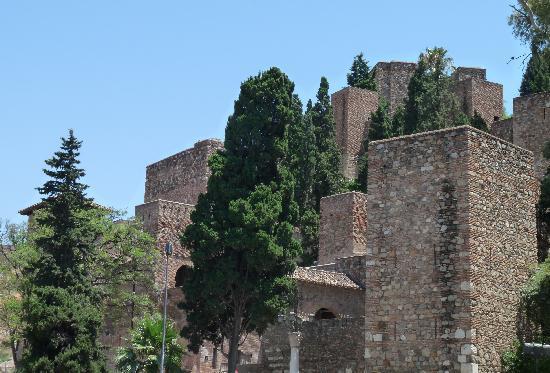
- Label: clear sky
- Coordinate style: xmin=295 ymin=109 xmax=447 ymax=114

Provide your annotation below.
xmin=0 ymin=1 xmax=529 ymax=223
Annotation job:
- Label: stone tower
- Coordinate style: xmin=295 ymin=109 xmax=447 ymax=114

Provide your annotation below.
xmin=373 ymin=61 xmax=417 ymax=115
xmin=331 ymin=87 xmax=378 ymax=179
xmin=365 ymin=126 xmax=538 ymax=372
xmin=452 ymin=67 xmax=504 ymax=125
xmin=512 ymin=92 xmax=550 ymax=180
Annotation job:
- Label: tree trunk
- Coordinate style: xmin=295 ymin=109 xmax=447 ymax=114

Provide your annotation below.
xmin=9 ymin=332 xmax=20 ymax=369
xmin=227 ymin=312 xmax=243 ymax=373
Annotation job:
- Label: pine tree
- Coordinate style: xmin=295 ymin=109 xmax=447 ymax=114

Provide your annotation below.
xmin=181 ymin=68 xmax=302 ymax=373
xmin=401 ymin=48 xmax=469 ymax=135
xmin=20 ymin=130 xmax=106 ymax=372
xmin=347 ymin=53 xmax=377 ymax=90
xmin=520 ymin=45 xmax=550 ymax=96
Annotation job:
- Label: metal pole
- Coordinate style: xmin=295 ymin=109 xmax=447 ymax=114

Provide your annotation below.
xmin=160 ymin=242 xmax=172 ymax=373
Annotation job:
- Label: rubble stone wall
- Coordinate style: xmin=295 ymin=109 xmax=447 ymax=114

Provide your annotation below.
xmin=297 ymin=282 xmax=364 ymax=318
xmin=453 ymin=67 xmax=487 ymax=82
xmin=318 ymin=192 xmax=367 ymax=265
xmin=513 ymin=92 xmax=550 ymax=180
xmin=335 ymin=255 xmax=367 ymax=288
xmin=143 ymin=139 xmax=223 ymax=204
xmin=254 ymin=318 xmax=365 ymax=373
xmin=467 ymin=129 xmax=539 ymax=370
xmin=331 ymin=87 xmax=378 ymax=179
xmin=365 ymin=126 xmax=538 ymax=372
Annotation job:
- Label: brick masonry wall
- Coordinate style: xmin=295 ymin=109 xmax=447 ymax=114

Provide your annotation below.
xmin=135 ymin=199 xmax=193 ymax=288
xmin=512 ymin=92 xmax=550 ymax=180
xmin=297 ymin=282 xmax=364 ymax=319
xmin=374 ymin=61 xmax=417 ymax=115
xmin=252 ymin=318 xmax=365 ymax=373
xmin=365 ymin=126 xmax=538 ymax=372
xmin=490 ymin=118 xmax=513 ymax=143
xmin=318 ymin=192 xmax=367 ymax=265
xmin=143 ymin=139 xmax=223 ymax=204
xmin=331 ymin=87 xmax=379 ymax=179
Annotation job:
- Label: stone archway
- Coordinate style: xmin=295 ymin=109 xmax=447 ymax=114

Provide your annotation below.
xmin=314 ymin=308 xmax=337 ymax=320
xmin=174 ymin=265 xmax=191 ymax=287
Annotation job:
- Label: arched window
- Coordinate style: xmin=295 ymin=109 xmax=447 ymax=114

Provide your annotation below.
xmin=175 ymin=265 xmax=191 ymax=287
xmin=314 ymin=308 xmax=336 ymax=320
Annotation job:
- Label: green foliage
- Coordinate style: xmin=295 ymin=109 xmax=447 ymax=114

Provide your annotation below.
xmin=401 ymin=47 xmax=469 ymax=135
xmin=347 ymin=53 xmax=377 ymax=90
xmin=520 ymin=45 xmax=550 ymax=96
xmin=19 ymin=130 xmax=158 ymax=372
xmin=522 ymin=258 xmax=550 ymax=338
xmin=354 ymin=99 xmax=402 ymax=192
xmin=288 ymin=77 xmax=344 ymax=264
xmin=116 ymin=313 xmax=184 ymax=373
xmin=509 ymin=0 xmax=550 ymax=48
xmin=181 ymin=68 xmax=302 ymax=372
xmin=470 ymin=111 xmax=489 ymax=132
xmin=502 ymin=340 xmax=550 ymax=372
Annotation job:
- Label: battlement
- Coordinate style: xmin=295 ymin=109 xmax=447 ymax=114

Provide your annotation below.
xmin=144 ymin=138 xmax=223 ymax=205
xmin=366 ymin=126 xmax=538 ymax=372
xmin=453 ymin=67 xmax=487 ymax=81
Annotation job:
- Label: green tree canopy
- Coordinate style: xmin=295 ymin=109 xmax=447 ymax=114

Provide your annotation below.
xmin=288 ymin=77 xmax=345 ymax=264
xmin=520 ymin=45 xmax=550 ymax=96
xmin=401 ymin=47 xmax=469 ymax=135
xmin=347 ymin=53 xmax=377 ymax=90
xmin=181 ymin=68 xmax=302 ymax=372
xmin=509 ymin=0 xmax=550 ymax=48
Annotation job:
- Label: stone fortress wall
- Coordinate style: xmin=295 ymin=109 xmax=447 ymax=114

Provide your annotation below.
xmin=125 ymin=61 xmax=547 ymax=372
xmin=365 ymin=126 xmax=538 ymax=372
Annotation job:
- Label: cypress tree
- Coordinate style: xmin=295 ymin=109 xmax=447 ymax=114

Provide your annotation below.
xmin=520 ymin=45 xmax=550 ymax=96
xmin=181 ymin=68 xmax=302 ymax=373
xmin=401 ymin=48 xmax=469 ymax=135
xmin=347 ymin=53 xmax=377 ymax=90
xmin=310 ymin=77 xmax=345 ymax=208
xmin=20 ymin=130 xmax=106 ymax=372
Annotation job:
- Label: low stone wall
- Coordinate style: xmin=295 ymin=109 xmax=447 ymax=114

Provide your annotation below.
xmin=252 ymin=318 xmax=365 ymax=373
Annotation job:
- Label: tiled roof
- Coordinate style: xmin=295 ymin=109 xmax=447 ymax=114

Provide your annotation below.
xmin=292 ymin=267 xmax=361 ymax=290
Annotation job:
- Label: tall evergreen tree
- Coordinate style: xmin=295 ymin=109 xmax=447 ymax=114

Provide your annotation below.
xmin=288 ymin=78 xmax=344 ymax=264
xmin=20 ymin=130 xmax=106 ymax=372
xmin=401 ymin=48 xmax=469 ymax=135
xmin=181 ymin=68 xmax=302 ymax=373
xmin=355 ymin=99 xmax=401 ymax=192
xmin=310 ymin=77 xmax=345 ymax=209
xmin=520 ymin=44 xmax=550 ymax=96
xmin=347 ymin=53 xmax=377 ymax=90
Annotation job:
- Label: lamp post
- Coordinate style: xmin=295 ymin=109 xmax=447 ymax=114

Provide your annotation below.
xmin=160 ymin=242 xmax=173 ymax=373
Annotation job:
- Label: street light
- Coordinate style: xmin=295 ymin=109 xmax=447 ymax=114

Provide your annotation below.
xmin=160 ymin=242 xmax=173 ymax=373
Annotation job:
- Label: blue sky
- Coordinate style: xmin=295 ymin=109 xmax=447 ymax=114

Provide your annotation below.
xmin=0 ymin=1 xmax=529 ymax=223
